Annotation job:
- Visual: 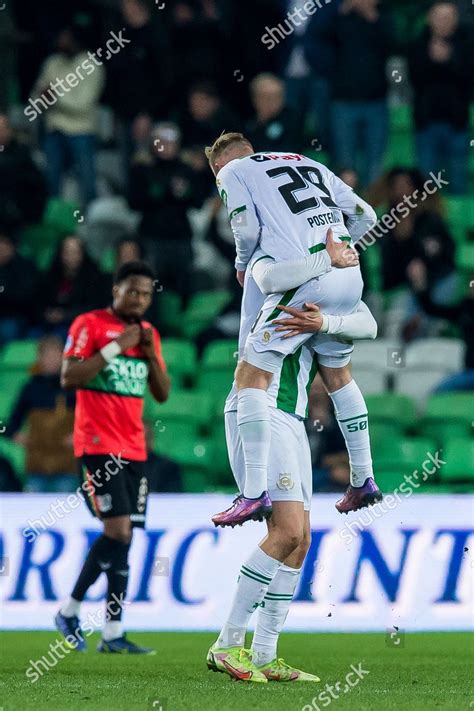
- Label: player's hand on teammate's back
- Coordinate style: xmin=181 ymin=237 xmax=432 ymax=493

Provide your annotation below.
xmin=273 ymin=303 xmax=323 ymax=338
xmin=116 ymin=324 xmax=142 ymax=352
xmin=140 ymin=327 xmax=156 ymax=359
xmin=236 ymin=270 xmax=246 ymax=287
xmin=325 ymin=229 xmax=360 ymax=269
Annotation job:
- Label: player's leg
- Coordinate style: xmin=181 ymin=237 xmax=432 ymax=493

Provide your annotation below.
xmin=317 ymin=360 xmax=382 ymax=513
xmin=207 ymin=412 xmax=305 ymax=681
xmin=250 ymin=420 xmax=320 ymax=682
xmin=213 ymin=283 xmax=327 ymax=527
xmin=97 ymin=462 xmax=153 ymax=654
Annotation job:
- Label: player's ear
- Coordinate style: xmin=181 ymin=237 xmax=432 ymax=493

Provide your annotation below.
xmin=112 ymin=284 xmax=119 ymax=299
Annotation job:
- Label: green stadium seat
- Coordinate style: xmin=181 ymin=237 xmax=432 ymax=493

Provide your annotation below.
xmin=201 ymin=340 xmax=238 ymax=370
xmin=153 ymin=422 xmax=199 ymax=457
xmin=0 ymin=371 xmax=30 ymax=421
xmin=456 ymin=243 xmax=474 ymax=274
xmin=384 ymin=132 xmax=415 ymax=169
xmin=43 ymin=198 xmax=80 ymax=233
xmin=374 ymin=436 xmax=436 ymax=473
xmin=0 ymin=438 xmax=25 ymax=479
xmin=389 ymin=104 xmax=413 ymax=133
xmin=196 ymin=370 xmax=234 ymax=400
xmin=180 ymin=291 xmax=232 ymax=338
xmin=375 ymin=469 xmax=404 ymax=493
xmin=0 ymin=340 xmax=38 ymax=370
xmin=370 ymin=422 xmax=402 ymax=446
xmin=418 ymin=421 xmax=470 ymax=448
xmin=156 ymin=291 xmax=182 ymax=336
xmin=366 ymin=393 xmax=417 ymax=432
xmin=146 ymin=391 xmax=213 ymax=433
xmin=19 ymin=224 xmax=62 ymax=259
xmin=446 ymin=196 xmax=474 ymax=243
xmin=161 ymin=339 xmax=197 ymax=380
xmin=422 ymin=393 xmax=473 ymax=429
xmin=439 ymin=439 xmax=474 ymax=482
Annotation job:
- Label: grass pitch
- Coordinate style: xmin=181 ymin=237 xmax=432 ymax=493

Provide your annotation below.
xmin=0 ymin=631 xmax=472 ymax=711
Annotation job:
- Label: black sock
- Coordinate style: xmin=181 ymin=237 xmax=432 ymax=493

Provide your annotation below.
xmin=104 ymin=539 xmax=130 ymax=622
xmin=71 ymin=534 xmax=118 ymax=602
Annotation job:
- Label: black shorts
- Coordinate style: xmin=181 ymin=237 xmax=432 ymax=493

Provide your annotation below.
xmin=78 ymin=454 xmax=149 ymax=528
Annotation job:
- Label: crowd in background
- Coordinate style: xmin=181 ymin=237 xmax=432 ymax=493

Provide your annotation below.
xmin=0 ymin=0 xmax=473 ymax=493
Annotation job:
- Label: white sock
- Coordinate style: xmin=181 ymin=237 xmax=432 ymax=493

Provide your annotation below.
xmin=237 ymin=388 xmax=271 ymax=498
xmin=251 ymin=564 xmax=301 ymax=666
xmin=329 ymin=380 xmax=373 ymax=487
xmin=215 ymin=546 xmax=282 ymax=649
xmin=102 ymin=621 xmax=123 ymax=641
xmin=60 ymin=596 xmax=81 ymax=618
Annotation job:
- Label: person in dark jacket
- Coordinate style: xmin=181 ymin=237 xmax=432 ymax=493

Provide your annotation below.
xmin=38 ymin=235 xmax=106 ymax=337
xmin=128 ymin=122 xmax=202 ymax=305
xmin=331 ymin=0 xmax=394 ymax=186
xmin=6 ymin=335 xmax=76 ymax=492
xmin=0 ymin=228 xmax=38 ymax=345
xmin=408 ymin=260 xmax=474 ymax=392
xmin=408 ymin=1 xmax=473 ymax=194
xmin=245 ymin=73 xmax=301 ymax=153
xmin=0 ymin=114 xmax=47 ymax=227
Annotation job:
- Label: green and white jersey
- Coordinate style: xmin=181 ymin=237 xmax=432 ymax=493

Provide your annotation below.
xmin=224 ymin=271 xmax=317 ymax=420
xmin=216 ymin=152 xmax=376 ymax=271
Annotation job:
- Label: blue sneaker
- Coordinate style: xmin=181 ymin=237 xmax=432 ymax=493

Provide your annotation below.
xmin=54 ymin=611 xmax=86 ymax=652
xmin=97 ymin=635 xmax=156 ymax=655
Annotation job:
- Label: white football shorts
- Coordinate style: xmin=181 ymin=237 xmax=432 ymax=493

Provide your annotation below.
xmin=225 ymin=407 xmax=313 ymax=510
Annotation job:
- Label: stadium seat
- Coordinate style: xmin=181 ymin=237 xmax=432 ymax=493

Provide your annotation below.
xmin=405 ymin=338 xmax=465 ymax=372
xmin=370 ymin=422 xmax=403 ymax=445
xmin=375 ymin=469 xmax=404 ymax=493
xmin=439 ymin=439 xmax=474 ymax=482
xmin=456 ymin=243 xmax=474 ymax=274
xmin=0 ymin=371 xmax=29 ymax=421
xmin=196 ymin=370 xmax=234 ymax=399
xmin=180 ymin=291 xmax=232 ymax=338
xmin=161 ymin=339 xmax=197 ymax=381
xmin=418 ymin=421 xmax=470 ymax=448
xmin=350 ymin=339 xmax=403 ymax=369
xmin=43 ymin=197 xmax=81 ymax=233
xmin=349 ymin=367 xmax=387 ymax=395
xmin=156 ymin=291 xmax=182 ymax=336
xmin=153 ymin=422 xmax=199 ymax=456
xmin=422 ymin=393 xmax=473 ymax=428
xmin=19 ymin=224 xmax=62 ymax=264
xmin=365 ymin=393 xmax=417 ymax=432
xmin=394 ymin=368 xmax=447 ymax=404
xmin=0 ymin=340 xmax=38 ymax=370
xmin=389 ymin=104 xmax=413 ymax=133
xmin=0 ymin=438 xmax=25 ymax=478
xmin=446 ymin=196 xmax=474 ymax=242
xmin=201 ymin=340 xmax=238 ymax=370
xmin=148 ymin=391 xmax=213 ymax=434
xmin=373 ymin=436 xmax=436 ymax=473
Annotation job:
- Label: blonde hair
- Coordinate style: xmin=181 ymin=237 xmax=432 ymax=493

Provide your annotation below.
xmin=205 ymin=132 xmax=253 ymax=171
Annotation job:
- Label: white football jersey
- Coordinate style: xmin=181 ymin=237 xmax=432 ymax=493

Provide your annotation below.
xmin=216 ymin=151 xmax=376 ymax=270
xmin=224 ymin=268 xmax=317 ymax=420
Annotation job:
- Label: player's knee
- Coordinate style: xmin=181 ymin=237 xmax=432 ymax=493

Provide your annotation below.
xmin=104 ymin=524 xmax=132 ymax=546
xmin=279 ymin=527 xmax=304 ymax=555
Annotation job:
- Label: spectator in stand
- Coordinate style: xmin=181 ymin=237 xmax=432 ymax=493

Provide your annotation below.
xmin=167 ymin=0 xmax=227 ymax=113
xmin=144 ymin=423 xmax=183 ymax=493
xmin=129 ymin=122 xmax=202 ymax=306
xmin=245 ymin=73 xmax=301 ymax=153
xmin=408 ymin=261 xmax=474 ymax=392
xmin=6 ymin=335 xmax=76 ymax=492
xmin=37 ymin=235 xmax=106 ymax=338
xmin=331 ymin=0 xmax=393 ymax=186
xmin=31 ymin=25 xmax=104 ymax=206
xmin=0 ymin=228 xmax=38 ymax=345
xmin=115 ymin=237 xmax=145 ymax=269
xmin=282 ymin=0 xmax=341 ymax=152
xmin=106 ymin=0 xmax=170 ymax=187
xmin=373 ymin=168 xmax=457 ymax=339
xmin=180 ymin=81 xmax=240 ymax=203
xmin=0 ymin=114 xmax=47 ymax=227
xmin=408 ymin=1 xmax=473 ymax=194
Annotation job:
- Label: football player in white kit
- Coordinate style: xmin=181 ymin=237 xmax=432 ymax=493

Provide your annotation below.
xmin=206 ymin=232 xmax=379 ymax=682
xmin=205 ymin=133 xmax=382 ymax=530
